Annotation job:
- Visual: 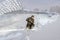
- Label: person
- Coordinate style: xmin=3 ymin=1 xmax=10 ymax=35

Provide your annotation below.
xmin=26 ymin=15 xmax=34 ymax=29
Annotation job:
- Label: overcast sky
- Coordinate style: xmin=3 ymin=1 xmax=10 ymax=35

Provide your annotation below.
xmin=22 ymin=0 xmax=60 ymax=11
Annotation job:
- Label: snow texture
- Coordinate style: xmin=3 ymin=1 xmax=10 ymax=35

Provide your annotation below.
xmin=0 ymin=10 xmax=59 ymax=40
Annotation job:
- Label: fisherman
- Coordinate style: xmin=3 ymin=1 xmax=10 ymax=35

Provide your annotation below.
xmin=26 ymin=15 xmax=34 ymax=29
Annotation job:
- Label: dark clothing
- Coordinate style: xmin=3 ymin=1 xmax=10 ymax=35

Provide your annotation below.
xmin=26 ymin=17 xmax=34 ymax=29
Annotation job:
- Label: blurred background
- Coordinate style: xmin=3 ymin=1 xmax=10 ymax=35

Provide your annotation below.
xmin=0 ymin=0 xmax=60 ymax=40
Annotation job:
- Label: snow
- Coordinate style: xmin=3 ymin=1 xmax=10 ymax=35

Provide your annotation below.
xmin=0 ymin=10 xmax=59 ymax=40
xmin=0 ymin=31 xmax=26 ymax=40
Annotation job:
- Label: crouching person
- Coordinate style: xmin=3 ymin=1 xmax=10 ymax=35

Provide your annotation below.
xmin=26 ymin=15 xmax=35 ymax=29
